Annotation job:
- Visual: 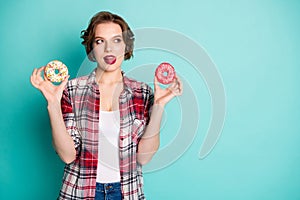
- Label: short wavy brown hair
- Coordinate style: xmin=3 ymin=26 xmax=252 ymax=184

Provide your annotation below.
xmin=81 ymin=11 xmax=135 ymax=62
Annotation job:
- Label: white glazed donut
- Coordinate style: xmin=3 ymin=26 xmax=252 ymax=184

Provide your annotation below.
xmin=44 ymin=60 xmax=68 ymax=82
xmin=155 ymin=62 xmax=176 ymax=84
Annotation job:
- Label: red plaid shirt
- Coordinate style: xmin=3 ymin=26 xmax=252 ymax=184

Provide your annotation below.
xmin=58 ymin=69 xmax=154 ymax=199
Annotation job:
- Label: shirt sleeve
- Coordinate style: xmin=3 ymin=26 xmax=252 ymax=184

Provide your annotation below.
xmin=61 ymin=86 xmax=82 ymax=153
xmin=144 ymin=84 xmax=154 ymax=125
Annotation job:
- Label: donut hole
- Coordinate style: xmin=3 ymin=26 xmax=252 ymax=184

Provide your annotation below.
xmin=55 ymin=69 xmax=60 ymax=74
xmin=163 ymin=71 xmax=168 ymax=77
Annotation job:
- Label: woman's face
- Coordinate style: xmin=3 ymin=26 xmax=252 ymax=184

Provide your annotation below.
xmin=92 ymin=22 xmax=126 ymax=72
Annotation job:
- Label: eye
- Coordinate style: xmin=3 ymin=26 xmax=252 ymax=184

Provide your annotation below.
xmin=114 ymin=38 xmax=122 ymax=43
xmin=95 ymin=39 xmax=104 ymax=44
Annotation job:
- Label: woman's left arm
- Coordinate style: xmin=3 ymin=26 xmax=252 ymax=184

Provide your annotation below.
xmin=137 ymin=76 xmax=183 ymax=165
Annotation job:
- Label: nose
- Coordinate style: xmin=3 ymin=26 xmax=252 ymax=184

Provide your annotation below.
xmin=104 ymin=41 xmax=112 ymax=52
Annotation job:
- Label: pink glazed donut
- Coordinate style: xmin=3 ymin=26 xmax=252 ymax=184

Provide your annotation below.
xmin=155 ymin=62 xmax=176 ymax=84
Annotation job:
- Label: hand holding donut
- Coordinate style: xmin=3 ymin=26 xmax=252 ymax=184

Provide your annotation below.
xmin=154 ymin=62 xmax=183 ymax=106
xmin=30 ymin=60 xmax=70 ymax=104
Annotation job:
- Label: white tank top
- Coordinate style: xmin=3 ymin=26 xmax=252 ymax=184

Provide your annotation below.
xmin=96 ymin=110 xmax=121 ymax=183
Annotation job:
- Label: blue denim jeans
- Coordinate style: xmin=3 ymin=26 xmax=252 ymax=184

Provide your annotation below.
xmin=94 ymin=182 xmax=122 ymax=200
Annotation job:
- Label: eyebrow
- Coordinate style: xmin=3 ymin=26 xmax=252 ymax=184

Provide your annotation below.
xmin=94 ymin=34 xmax=123 ymax=40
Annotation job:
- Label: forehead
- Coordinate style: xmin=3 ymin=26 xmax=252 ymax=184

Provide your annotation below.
xmin=94 ymin=22 xmax=123 ymax=38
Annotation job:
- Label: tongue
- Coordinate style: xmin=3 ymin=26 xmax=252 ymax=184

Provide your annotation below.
xmin=104 ymin=56 xmax=116 ymax=65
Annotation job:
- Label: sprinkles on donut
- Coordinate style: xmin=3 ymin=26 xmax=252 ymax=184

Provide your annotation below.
xmin=44 ymin=60 xmax=68 ymax=83
xmin=155 ymin=62 xmax=176 ymax=84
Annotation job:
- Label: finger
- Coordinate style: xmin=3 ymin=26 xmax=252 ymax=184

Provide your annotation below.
xmin=36 ymin=66 xmax=45 ymax=76
xmin=177 ymin=76 xmax=183 ymax=94
xmin=36 ymin=66 xmax=46 ymax=82
xmin=154 ymin=76 xmax=160 ymax=91
xmin=31 ymin=68 xmax=38 ymax=81
xmin=30 ymin=68 xmax=37 ymax=81
xmin=59 ymin=75 xmax=70 ymax=90
xmin=175 ymin=76 xmax=183 ymax=90
xmin=171 ymin=79 xmax=177 ymax=88
xmin=165 ymin=77 xmax=178 ymax=95
xmin=32 ymin=68 xmax=37 ymax=76
xmin=173 ymin=75 xmax=181 ymax=87
xmin=30 ymin=72 xmax=39 ymax=89
xmin=31 ymin=68 xmax=43 ymax=88
xmin=167 ymin=79 xmax=178 ymax=91
xmin=173 ymin=76 xmax=183 ymax=96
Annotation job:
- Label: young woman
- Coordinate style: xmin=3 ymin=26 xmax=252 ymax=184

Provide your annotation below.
xmin=30 ymin=11 xmax=183 ymax=199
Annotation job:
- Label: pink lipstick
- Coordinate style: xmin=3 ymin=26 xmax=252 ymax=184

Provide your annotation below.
xmin=103 ymin=55 xmax=117 ymax=65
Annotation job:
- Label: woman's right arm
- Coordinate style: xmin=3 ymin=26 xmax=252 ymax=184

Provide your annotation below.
xmin=30 ymin=67 xmax=76 ymax=164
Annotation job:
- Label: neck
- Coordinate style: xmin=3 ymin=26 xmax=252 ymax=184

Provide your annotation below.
xmin=96 ymin=68 xmax=123 ymax=84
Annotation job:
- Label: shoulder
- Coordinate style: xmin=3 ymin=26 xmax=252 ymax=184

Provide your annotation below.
xmin=63 ymin=74 xmax=93 ymax=98
xmin=124 ymin=76 xmax=153 ymax=95
xmin=67 ymin=74 xmax=90 ymax=87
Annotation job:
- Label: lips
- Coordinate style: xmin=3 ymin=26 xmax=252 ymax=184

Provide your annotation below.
xmin=103 ymin=55 xmax=117 ymax=65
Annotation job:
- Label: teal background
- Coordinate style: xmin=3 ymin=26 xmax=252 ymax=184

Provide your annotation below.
xmin=1 ymin=0 xmax=300 ymax=199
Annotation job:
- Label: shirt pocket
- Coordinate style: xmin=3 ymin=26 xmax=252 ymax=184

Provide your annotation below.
xmin=132 ymin=118 xmax=146 ymax=144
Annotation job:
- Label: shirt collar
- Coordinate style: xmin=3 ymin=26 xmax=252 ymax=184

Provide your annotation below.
xmin=87 ymin=68 xmax=133 ymax=95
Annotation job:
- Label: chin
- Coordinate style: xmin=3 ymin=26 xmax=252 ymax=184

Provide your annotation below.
xmin=98 ymin=59 xmax=123 ymax=71
xmin=100 ymin=65 xmax=120 ymax=72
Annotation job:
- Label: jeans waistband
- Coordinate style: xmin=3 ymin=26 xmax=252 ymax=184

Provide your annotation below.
xmin=96 ymin=182 xmax=121 ymax=191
